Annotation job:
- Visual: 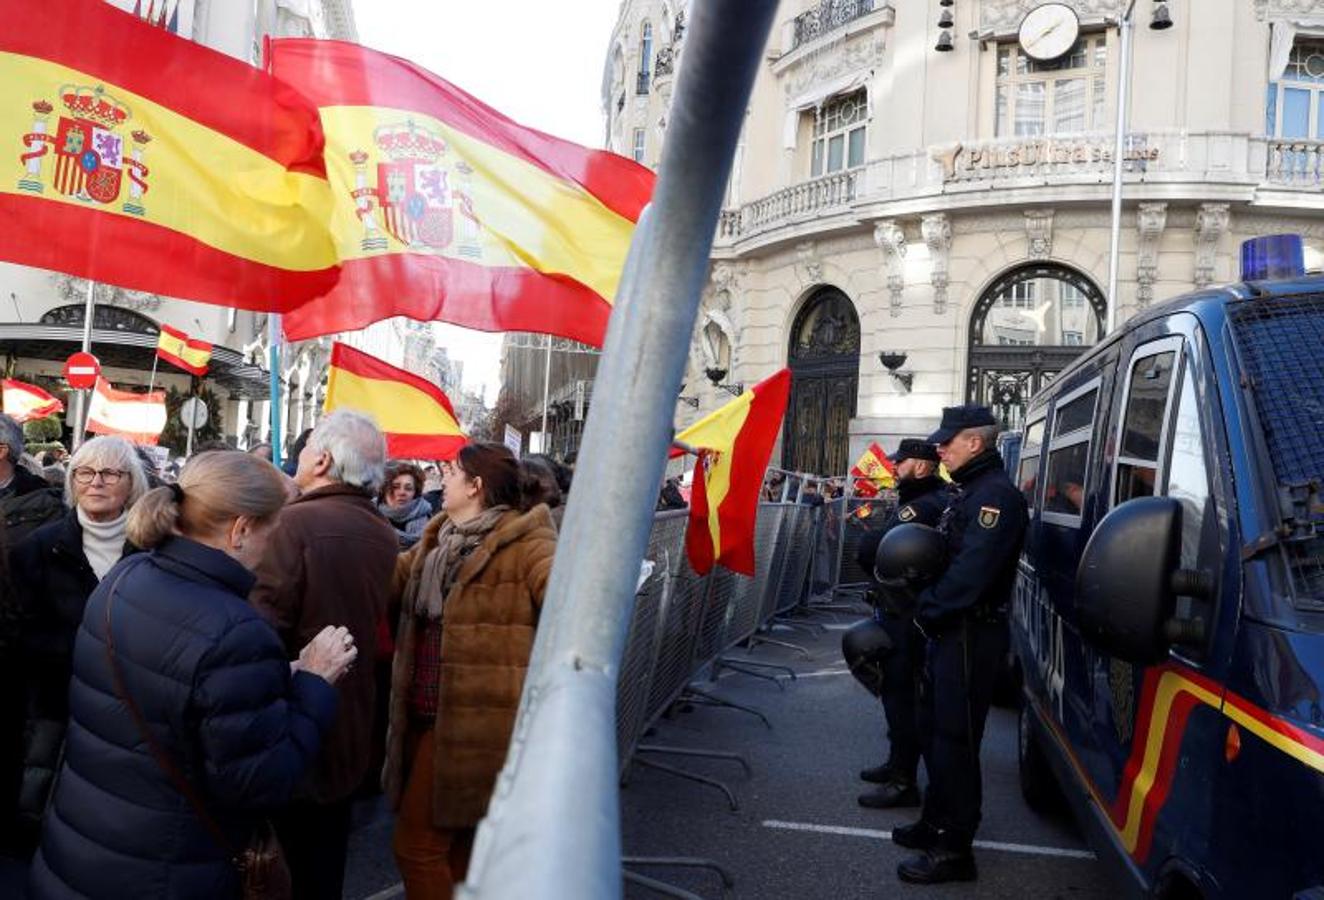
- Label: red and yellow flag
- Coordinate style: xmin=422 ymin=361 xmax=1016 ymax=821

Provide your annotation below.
xmin=678 ymin=370 xmax=792 ymax=576
xmin=269 ymin=39 xmax=655 ymax=346
xmin=156 ymin=324 xmax=212 ymax=376
xmin=2 ymin=378 xmax=63 ymax=423
xmin=851 ymin=441 xmax=896 ymax=492
xmin=85 ymin=377 xmax=166 ymax=445
xmin=0 ymin=0 xmax=338 ymax=311
xmin=323 ymin=342 xmax=467 ymax=461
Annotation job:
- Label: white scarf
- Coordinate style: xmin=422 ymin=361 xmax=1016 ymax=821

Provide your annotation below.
xmin=78 ymin=507 xmax=127 ymax=581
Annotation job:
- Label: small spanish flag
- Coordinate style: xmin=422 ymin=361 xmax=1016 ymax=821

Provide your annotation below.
xmin=85 ymin=377 xmax=166 ymax=445
xmin=156 ymin=325 xmax=213 ymax=376
xmin=269 ymin=39 xmax=654 ymax=346
xmin=851 ymin=441 xmax=896 ymax=492
xmin=677 ymin=370 xmax=791 ymax=576
xmin=323 ymin=342 xmax=466 ymax=460
xmin=2 ymin=378 xmax=64 ymax=423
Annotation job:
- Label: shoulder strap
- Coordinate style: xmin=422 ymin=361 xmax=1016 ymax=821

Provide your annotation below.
xmin=102 ymin=560 xmax=239 ymax=857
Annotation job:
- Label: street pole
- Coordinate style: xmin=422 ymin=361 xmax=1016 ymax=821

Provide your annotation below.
xmin=268 ymin=313 xmax=282 ymax=468
xmin=72 ymin=278 xmax=95 ymax=451
xmin=1105 ymin=0 xmax=1137 ymax=336
xmin=539 ymin=333 xmax=552 ymax=454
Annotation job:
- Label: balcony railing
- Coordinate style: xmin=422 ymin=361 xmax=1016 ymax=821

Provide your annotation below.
xmin=636 ymin=71 xmax=650 ymax=96
xmin=1267 ymin=139 xmax=1324 ymax=186
xmin=791 ymin=0 xmax=876 ymax=51
xmin=718 ymin=169 xmax=858 ymax=240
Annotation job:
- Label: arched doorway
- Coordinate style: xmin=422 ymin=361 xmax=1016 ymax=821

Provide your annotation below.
xmin=966 ymin=263 xmax=1106 ymax=430
xmin=784 ymin=286 xmax=860 ymax=476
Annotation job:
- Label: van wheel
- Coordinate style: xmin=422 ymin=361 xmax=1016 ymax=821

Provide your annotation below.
xmin=1019 ymin=703 xmax=1061 ymax=814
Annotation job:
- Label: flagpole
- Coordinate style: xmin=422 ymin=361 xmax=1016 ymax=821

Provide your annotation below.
xmin=539 ymin=334 xmax=552 ymax=454
xmin=146 ymin=352 xmax=160 ymax=396
xmin=269 ymin=313 xmax=282 ymax=468
xmin=72 ymin=278 xmax=96 ymax=451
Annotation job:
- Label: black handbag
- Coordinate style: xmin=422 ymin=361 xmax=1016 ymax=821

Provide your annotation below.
xmin=102 ymin=565 xmax=291 ymax=900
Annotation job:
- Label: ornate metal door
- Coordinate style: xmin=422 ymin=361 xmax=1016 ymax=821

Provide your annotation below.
xmin=967 ymin=264 xmax=1107 ymax=430
xmin=784 ymin=287 xmax=859 ymax=476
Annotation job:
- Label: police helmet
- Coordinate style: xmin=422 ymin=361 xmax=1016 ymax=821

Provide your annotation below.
xmin=841 ymin=619 xmax=893 ymax=697
xmin=874 ymin=523 xmax=945 ymax=583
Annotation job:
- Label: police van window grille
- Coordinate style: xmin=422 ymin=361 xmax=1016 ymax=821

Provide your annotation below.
xmin=1228 ymin=294 xmax=1324 ymax=603
xmin=1228 ymin=295 xmax=1324 ymax=491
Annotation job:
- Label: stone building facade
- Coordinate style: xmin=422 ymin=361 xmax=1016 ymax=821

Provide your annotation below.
xmin=600 ymin=0 xmax=1324 ymax=478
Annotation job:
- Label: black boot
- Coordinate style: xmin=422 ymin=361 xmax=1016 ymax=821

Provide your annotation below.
xmin=857 ymin=780 xmax=920 ymax=809
xmin=890 ymin=819 xmax=939 ymax=851
xmin=896 ymin=847 xmax=977 ymax=884
xmin=859 ymin=763 xmax=896 ymax=784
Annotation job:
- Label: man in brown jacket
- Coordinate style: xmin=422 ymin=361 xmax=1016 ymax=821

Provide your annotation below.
xmin=250 ymin=409 xmax=401 ymax=900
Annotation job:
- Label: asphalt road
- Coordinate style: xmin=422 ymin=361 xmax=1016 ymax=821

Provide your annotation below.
xmin=340 ymin=616 xmax=1120 ymax=900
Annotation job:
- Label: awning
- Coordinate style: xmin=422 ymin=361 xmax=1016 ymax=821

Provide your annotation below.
xmin=783 ymin=70 xmax=871 ymax=150
xmin=0 ymin=323 xmax=270 ymax=399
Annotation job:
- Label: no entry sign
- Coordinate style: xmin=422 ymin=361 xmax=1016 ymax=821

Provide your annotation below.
xmin=63 ymin=352 xmax=101 ymax=390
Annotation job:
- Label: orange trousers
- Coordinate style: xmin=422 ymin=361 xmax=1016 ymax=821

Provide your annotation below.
xmin=393 ymin=726 xmax=476 ymax=900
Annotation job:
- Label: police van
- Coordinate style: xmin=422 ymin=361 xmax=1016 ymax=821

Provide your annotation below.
xmin=1011 ymin=236 xmax=1324 ymax=899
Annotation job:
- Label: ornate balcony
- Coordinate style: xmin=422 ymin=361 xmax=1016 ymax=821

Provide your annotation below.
xmin=714 ymin=132 xmax=1324 ymax=250
xmin=718 ymin=169 xmax=859 ymax=240
xmin=791 ymin=0 xmax=876 ymax=51
xmin=1266 ymin=138 xmax=1324 ymax=187
xmin=654 ymin=46 xmax=675 ymax=79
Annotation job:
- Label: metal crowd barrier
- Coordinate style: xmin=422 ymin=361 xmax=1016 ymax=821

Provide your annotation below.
xmin=615 ymin=502 xmax=820 ymax=776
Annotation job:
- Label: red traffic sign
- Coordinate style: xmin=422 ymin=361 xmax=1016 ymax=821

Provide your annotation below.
xmin=63 ymin=352 xmax=101 ymax=390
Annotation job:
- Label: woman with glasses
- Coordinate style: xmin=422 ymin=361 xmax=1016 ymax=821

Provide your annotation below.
xmin=3 ymin=436 xmax=148 ymax=858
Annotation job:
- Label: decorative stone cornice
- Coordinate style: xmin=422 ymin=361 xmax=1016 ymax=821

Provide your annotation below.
xmin=1024 ymin=209 xmax=1054 ymax=260
xmin=980 ymin=0 xmax=1119 ymax=35
xmin=1135 ymin=202 xmax=1167 ymax=308
xmin=1255 ymin=0 xmax=1324 ymax=21
xmin=921 ymin=214 xmax=952 ymax=315
xmin=1194 ymin=203 xmax=1231 ymax=288
xmin=873 ymin=220 xmax=907 ymax=318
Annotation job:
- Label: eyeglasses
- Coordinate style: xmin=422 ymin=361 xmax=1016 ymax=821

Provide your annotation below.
xmin=72 ymin=467 xmax=127 ymax=485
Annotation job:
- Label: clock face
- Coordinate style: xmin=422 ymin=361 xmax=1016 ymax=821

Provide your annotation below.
xmin=1018 ymin=3 xmax=1081 ymax=62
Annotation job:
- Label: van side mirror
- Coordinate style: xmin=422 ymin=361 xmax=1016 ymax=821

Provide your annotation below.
xmin=1075 ymin=497 xmax=1182 ymax=663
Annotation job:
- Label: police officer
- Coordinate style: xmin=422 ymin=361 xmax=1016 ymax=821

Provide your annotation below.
xmin=892 ymin=405 xmax=1028 ymax=885
xmin=846 ymin=439 xmax=947 ymax=810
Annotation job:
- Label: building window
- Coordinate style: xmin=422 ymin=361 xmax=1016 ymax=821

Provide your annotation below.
xmin=637 ymin=21 xmax=653 ymax=95
xmin=1063 ymin=331 xmax=1083 ymax=346
xmin=1270 ymin=40 xmax=1324 ymax=139
xmin=999 ymin=281 xmax=1035 ymax=309
xmin=810 ymin=89 xmax=867 ymax=177
xmin=632 ymin=129 xmax=646 ymax=163
xmin=995 ymin=36 xmax=1107 ymax=137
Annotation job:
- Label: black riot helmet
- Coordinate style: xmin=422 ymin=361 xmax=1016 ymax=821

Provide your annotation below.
xmin=874 ymin=523 xmax=946 ymax=583
xmin=841 ymin=620 xmax=893 ymax=698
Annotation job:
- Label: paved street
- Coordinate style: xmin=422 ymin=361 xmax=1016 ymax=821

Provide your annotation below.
xmin=341 ymin=613 xmax=1119 ymax=900
xmin=617 ymin=617 xmax=1118 ymax=900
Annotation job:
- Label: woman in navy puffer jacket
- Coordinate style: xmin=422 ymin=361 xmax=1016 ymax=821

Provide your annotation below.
xmin=28 ymin=451 xmax=360 ymax=900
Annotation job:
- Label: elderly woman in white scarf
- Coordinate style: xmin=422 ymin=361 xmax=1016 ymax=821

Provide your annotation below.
xmin=4 ymin=435 xmax=148 ymax=855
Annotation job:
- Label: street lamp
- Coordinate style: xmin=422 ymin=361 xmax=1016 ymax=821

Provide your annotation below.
xmin=1105 ymin=0 xmax=1175 ymax=335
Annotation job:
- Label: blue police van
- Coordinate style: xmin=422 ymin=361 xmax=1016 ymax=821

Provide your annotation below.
xmin=1011 ymin=236 xmax=1324 ymax=899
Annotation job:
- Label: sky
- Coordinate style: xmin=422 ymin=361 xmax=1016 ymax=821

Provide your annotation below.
xmin=354 ymin=0 xmax=622 ymax=406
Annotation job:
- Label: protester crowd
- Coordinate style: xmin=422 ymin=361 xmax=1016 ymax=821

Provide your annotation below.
xmin=0 ymin=410 xmax=567 ymax=899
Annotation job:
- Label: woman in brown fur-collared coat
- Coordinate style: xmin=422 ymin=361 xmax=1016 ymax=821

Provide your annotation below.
xmin=383 ymin=442 xmax=557 ymax=900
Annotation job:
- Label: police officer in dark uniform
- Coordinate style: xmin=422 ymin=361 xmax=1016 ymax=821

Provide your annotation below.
xmin=892 ymin=405 xmax=1028 ymax=885
xmin=845 ymin=439 xmax=947 ymax=810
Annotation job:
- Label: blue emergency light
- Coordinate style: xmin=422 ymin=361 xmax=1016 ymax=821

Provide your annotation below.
xmin=1240 ymin=234 xmax=1305 ymax=281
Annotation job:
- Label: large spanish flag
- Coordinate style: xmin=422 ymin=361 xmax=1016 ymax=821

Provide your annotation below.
xmin=156 ymin=324 xmax=213 ymax=376
xmin=2 ymin=378 xmax=63 ymax=423
xmin=0 ymin=0 xmax=338 ymax=310
xmin=270 ymin=39 xmax=655 ymax=346
xmin=678 ymin=370 xmax=792 ymax=576
xmin=323 ymin=342 xmax=466 ymax=460
xmin=85 ymin=377 xmax=166 ymax=445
